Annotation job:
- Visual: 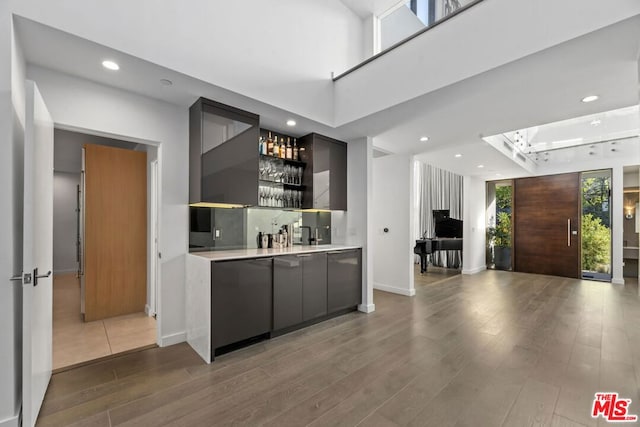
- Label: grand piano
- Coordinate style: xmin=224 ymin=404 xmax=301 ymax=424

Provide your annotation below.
xmin=414 ymin=214 xmax=463 ymax=274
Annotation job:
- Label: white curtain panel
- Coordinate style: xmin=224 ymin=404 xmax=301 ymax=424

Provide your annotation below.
xmin=415 ymin=161 xmax=463 ymax=268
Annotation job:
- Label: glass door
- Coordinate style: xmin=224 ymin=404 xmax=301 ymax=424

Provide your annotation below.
xmin=581 ymin=169 xmax=612 ymax=281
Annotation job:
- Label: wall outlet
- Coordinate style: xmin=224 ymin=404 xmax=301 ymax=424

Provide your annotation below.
xmin=215 ymin=229 xmax=221 ymax=238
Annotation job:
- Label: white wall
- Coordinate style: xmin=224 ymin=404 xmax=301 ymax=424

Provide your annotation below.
xmin=335 ymin=0 xmax=640 ymax=125
xmin=26 ymin=66 xmax=189 ymax=346
xmin=0 ymin=7 xmax=24 ymax=425
xmin=372 ymin=153 xmax=415 ymax=296
xmin=332 ymin=137 xmax=375 ymax=312
xmin=380 ymin=5 xmax=424 ymax=51
xmin=9 ymin=0 xmax=364 ymax=126
xmin=53 ymin=172 xmax=80 ymax=274
xmin=462 ymin=176 xmax=487 ymax=274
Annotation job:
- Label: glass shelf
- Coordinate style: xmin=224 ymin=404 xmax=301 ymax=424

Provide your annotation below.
xmin=259 ymin=154 xmax=305 ymax=167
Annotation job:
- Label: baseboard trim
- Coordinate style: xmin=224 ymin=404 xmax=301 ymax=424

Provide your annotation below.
xmin=374 ymin=282 xmax=416 ymax=297
xmin=612 ymin=277 xmax=625 ymax=285
xmin=160 ymin=331 xmax=187 ymax=347
xmin=462 ymin=266 xmax=487 ymax=275
xmin=0 ymin=413 xmax=20 ymax=427
xmin=144 ymin=304 xmax=156 ymax=317
xmin=358 ymin=303 xmax=376 ymax=313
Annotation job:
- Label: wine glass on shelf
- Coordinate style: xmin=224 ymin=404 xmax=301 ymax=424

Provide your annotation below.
xmin=283 ymin=165 xmax=290 ymax=185
xmin=297 ymin=167 xmax=303 ymax=186
xmin=297 ymin=190 xmax=303 ymax=209
xmin=285 ymin=189 xmax=291 ymax=208
xmin=259 ymin=159 xmax=266 ymax=181
xmin=290 ymin=166 xmax=297 ymax=184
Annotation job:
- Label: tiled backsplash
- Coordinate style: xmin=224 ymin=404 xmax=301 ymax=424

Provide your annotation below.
xmin=189 ymin=207 xmax=331 ymax=251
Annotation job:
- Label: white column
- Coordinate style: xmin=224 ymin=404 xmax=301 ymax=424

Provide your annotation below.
xmin=462 ymin=176 xmax=487 ymax=274
xmin=332 ymin=136 xmax=375 ymax=312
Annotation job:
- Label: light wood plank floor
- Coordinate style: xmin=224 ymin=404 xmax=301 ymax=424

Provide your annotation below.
xmin=39 ymin=271 xmax=640 ymax=426
xmin=414 ymin=264 xmax=460 ymax=287
xmin=53 ymin=273 xmax=157 ymax=370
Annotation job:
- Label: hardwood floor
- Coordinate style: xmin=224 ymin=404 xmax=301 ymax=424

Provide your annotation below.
xmin=414 ymin=264 xmax=460 ymax=287
xmin=38 ymin=272 xmax=640 ymax=426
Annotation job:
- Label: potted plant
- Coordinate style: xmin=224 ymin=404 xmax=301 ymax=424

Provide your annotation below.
xmin=488 ymin=211 xmax=511 ymax=270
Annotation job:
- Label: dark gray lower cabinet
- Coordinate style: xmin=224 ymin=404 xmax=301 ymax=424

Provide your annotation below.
xmin=273 ymin=253 xmax=328 ymax=330
xmin=327 ymin=249 xmax=362 ymax=313
xmin=273 ymin=256 xmax=303 ymax=330
xmin=301 ymin=253 xmax=328 ymax=321
xmin=211 ymin=258 xmax=272 ymax=350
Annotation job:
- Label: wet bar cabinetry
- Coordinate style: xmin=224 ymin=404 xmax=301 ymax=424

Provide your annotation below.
xmin=186 ymin=246 xmax=362 ymax=363
xmin=189 ymin=97 xmax=260 ymax=206
xmin=298 ymin=133 xmax=348 ymax=211
xmin=273 ymin=252 xmax=328 ymax=331
xmin=190 ymin=97 xmax=348 ymax=209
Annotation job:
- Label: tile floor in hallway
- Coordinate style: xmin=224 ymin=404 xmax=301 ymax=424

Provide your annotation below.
xmin=40 ymin=271 xmax=640 ymax=426
xmin=53 ymin=273 xmax=157 ymax=370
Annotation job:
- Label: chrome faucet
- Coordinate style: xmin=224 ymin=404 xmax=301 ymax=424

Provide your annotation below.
xmin=300 ymin=226 xmax=323 ymax=245
xmin=300 ymin=226 xmax=315 ymax=245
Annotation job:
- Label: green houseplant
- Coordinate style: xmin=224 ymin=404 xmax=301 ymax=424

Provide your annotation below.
xmin=488 ymin=211 xmax=511 ymax=270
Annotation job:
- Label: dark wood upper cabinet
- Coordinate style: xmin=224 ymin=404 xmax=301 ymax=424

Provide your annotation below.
xmin=189 ymin=97 xmax=259 ymax=206
xmin=298 ymin=133 xmax=347 ymax=211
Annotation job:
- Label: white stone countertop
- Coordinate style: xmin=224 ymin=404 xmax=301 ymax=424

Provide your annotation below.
xmin=188 ymin=245 xmax=362 ymax=261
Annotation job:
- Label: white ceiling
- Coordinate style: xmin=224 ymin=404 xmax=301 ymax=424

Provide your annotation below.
xmin=14 ymin=9 xmax=640 ymax=179
xmin=14 ymin=16 xmax=345 ymax=141
xmin=358 ymin=14 xmax=640 ymax=176
xmin=339 ymin=0 xmax=404 ymax=18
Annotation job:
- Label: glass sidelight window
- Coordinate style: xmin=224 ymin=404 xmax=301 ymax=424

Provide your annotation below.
xmin=581 ymin=170 xmax=612 ymax=281
xmin=486 ymin=180 xmax=513 ymax=270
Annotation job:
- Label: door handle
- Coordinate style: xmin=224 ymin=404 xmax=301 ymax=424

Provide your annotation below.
xmin=33 ymin=268 xmax=51 ymax=287
xmin=567 ymin=219 xmax=571 ymax=247
xmin=9 ymin=273 xmax=32 ymax=284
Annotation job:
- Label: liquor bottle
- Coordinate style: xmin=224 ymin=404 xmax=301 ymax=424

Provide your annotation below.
xmin=286 ymin=137 xmax=293 ymax=160
xmin=280 ymin=137 xmax=287 ymax=159
xmin=273 ymin=136 xmax=280 ymax=157
xmin=292 ymin=138 xmax=299 ymax=161
xmin=258 ymin=136 xmax=265 ymax=155
xmin=266 ymin=132 xmax=274 ymax=156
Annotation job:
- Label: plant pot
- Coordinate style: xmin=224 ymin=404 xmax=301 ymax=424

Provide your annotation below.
xmin=494 ymin=246 xmax=511 ymax=270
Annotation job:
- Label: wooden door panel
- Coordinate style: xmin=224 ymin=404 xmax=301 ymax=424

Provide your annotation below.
xmin=85 ymin=144 xmax=147 ymax=321
xmin=514 ymin=173 xmax=580 ymax=278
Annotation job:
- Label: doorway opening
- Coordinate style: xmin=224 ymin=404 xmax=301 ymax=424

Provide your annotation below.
xmin=581 ymin=169 xmax=612 ymax=281
xmin=52 ymin=128 xmax=159 ymax=370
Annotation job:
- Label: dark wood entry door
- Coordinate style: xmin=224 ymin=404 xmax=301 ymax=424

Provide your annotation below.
xmin=513 ymin=173 xmax=580 ymax=278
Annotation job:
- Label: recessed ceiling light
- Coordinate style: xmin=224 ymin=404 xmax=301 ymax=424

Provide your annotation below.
xmin=286 ymin=119 xmax=296 ymax=127
xmin=419 ymin=136 xmax=429 ymax=142
xmin=590 ymin=119 xmax=601 ymax=126
xmin=581 ymin=95 xmax=599 ymax=103
xmin=160 ymin=78 xmax=173 ymax=86
xmin=454 ymin=153 xmax=462 ymax=158
xmin=477 ymin=165 xmax=484 ymax=168
xmin=102 ymin=60 xmax=119 ymax=71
